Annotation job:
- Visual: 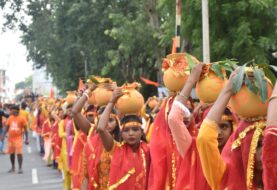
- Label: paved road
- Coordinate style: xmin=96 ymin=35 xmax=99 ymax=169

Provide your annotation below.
xmin=0 ymin=136 xmax=63 ymax=190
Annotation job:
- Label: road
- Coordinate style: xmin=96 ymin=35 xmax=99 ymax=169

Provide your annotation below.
xmin=0 ymin=136 xmax=63 ymax=190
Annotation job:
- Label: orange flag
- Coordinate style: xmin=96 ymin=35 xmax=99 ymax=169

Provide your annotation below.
xmin=78 ymin=79 xmax=85 ymax=92
xmin=171 ymin=37 xmax=176 ymax=54
xmin=140 ymin=77 xmax=159 ymax=87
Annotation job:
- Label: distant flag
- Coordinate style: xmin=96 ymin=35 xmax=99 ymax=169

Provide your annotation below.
xmin=49 ymin=87 xmax=54 ymax=98
xmin=140 ymin=77 xmax=159 ymax=87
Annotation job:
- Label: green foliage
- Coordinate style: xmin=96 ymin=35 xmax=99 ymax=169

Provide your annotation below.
xmin=15 ymin=75 xmax=33 ymax=89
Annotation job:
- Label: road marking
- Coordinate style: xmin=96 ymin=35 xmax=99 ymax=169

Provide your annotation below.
xmin=27 ymin=147 xmax=32 ymax=153
xmin=32 ymin=168 xmax=39 ymax=184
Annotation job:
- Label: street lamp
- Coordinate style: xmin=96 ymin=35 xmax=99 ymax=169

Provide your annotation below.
xmin=80 ymin=51 xmax=88 ymax=78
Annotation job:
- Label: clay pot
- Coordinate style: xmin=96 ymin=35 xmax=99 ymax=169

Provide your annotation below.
xmin=162 ymin=53 xmax=199 ymax=92
xmin=66 ymin=91 xmax=77 ymax=105
xmin=229 ymin=81 xmax=272 ymax=118
xmin=148 ymin=96 xmax=158 ymax=109
xmin=196 ymin=71 xmax=227 ymax=103
xmin=94 ymin=83 xmax=114 ymax=106
xmin=87 ymin=93 xmax=96 ymax=105
xmin=116 ymin=83 xmax=145 ymax=114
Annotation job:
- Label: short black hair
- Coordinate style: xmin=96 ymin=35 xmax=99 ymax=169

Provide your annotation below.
xmin=120 ymin=115 xmax=142 ymax=126
xmin=21 ymin=102 xmax=27 ymax=109
xmin=10 ymin=104 xmax=20 ymax=111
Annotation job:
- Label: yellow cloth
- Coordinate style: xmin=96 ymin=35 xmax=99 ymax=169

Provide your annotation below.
xmin=58 ymin=120 xmax=71 ymax=189
xmin=19 ymin=110 xmax=30 ymax=130
xmin=196 ymin=119 xmax=226 ymax=190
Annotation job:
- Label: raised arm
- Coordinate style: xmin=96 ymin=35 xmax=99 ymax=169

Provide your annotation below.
xmin=196 ymin=69 xmax=238 ymax=190
xmin=72 ymin=84 xmax=97 ymax=134
xmin=168 ymin=63 xmax=203 ymax=158
xmin=97 ymin=87 xmax=123 ymax=151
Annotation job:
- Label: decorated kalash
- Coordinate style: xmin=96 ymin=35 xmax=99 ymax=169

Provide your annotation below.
xmin=197 ymin=64 xmax=277 ymax=190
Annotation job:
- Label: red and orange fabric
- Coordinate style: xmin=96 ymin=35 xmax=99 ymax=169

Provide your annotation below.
xmin=197 ymin=119 xmax=267 ymax=190
xmin=262 ymin=125 xmax=277 ymax=189
xmin=148 ymin=97 xmax=180 ymax=189
xmin=51 ymin=121 xmax=61 ymax=161
xmin=108 ymin=141 xmax=150 ymax=190
xmin=6 ymin=115 xmax=27 ymax=154
xmin=71 ymin=130 xmax=87 ymax=190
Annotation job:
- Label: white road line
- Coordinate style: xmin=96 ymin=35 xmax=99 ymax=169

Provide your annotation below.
xmin=27 ymin=147 xmax=32 ymax=153
xmin=32 ymin=168 xmax=39 ymax=184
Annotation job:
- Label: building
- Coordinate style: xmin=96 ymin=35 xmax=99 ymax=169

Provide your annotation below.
xmin=32 ymin=66 xmax=58 ymax=97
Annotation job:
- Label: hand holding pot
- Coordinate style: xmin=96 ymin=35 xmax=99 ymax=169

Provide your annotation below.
xmin=110 ymin=87 xmax=124 ymax=104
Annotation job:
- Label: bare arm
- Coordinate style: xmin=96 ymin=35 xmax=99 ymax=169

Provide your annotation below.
xmin=205 ymin=69 xmax=238 ymax=122
xmin=168 ymin=63 xmax=203 ymax=157
xmin=72 ymin=84 xmax=97 ymax=134
xmin=97 ymin=87 xmax=123 ymax=151
xmin=267 ymin=83 xmax=277 ymax=126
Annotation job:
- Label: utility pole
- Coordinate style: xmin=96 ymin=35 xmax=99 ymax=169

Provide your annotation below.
xmin=202 ymin=0 xmax=210 ymax=62
xmin=175 ymin=0 xmax=181 ymax=53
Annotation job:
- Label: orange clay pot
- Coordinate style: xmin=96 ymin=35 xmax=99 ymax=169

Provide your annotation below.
xmin=94 ymin=83 xmax=114 ymax=106
xmin=66 ymin=91 xmax=77 ymax=105
xmin=196 ymin=71 xmax=227 ymax=103
xmin=116 ymin=83 xmax=145 ymax=114
xmin=229 ymin=80 xmax=273 ymax=118
xmin=48 ymin=98 xmax=55 ymax=105
xmin=148 ymin=96 xmax=158 ymax=109
xmin=87 ymin=93 xmax=97 ymax=105
xmin=162 ymin=53 xmax=199 ymax=92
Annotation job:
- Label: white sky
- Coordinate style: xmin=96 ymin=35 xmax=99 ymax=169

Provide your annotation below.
xmin=0 ymin=10 xmax=33 ymax=84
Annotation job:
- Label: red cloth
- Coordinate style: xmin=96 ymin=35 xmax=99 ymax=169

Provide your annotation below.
xmin=221 ymin=120 xmax=262 ymax=190
xmin=51 ymin=121 xmax=61 ymax=160
xmin=148 ymin=97 xmax=180 ymax=189
xmin=71 ymin=131 xmax=87 ymax=189
xmin=108 ymin=142 xmax=150 ymax=190
xmin=262 ymin=126 xmax=277 ymax=189
xmin=42 ymin=120 xmax=51 ymax=139
xmin=84 ymin=130 xmax=103 ymax=190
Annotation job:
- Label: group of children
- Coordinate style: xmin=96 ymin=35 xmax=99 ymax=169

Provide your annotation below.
xmin=1 ymin=62 xmax=277 ymax=190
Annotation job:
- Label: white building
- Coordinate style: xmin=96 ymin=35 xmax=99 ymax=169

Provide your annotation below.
xmin=32 ymin=66 xmax=58 ymax=97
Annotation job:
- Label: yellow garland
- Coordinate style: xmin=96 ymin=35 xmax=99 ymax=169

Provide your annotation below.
xmin=108 ymin=168 xmax=135 ymax=190
xmin=246 ymin=125 xmax=264 ymax=190
xmin=231 ymin=125 xmax=256 ymax=150
xmin=172 ymin=151 xmax=176 ymax=189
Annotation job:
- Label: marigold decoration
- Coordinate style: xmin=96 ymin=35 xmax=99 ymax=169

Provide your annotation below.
xmin=116 ymin=82 xmax=145 ymax=114
xmin=162 ymin=53 xmax=200 ymax=92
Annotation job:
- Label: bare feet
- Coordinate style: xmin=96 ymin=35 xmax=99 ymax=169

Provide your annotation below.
xmin=18 ymin=169 xmax=23 ymax=174
xmin=8 ymin=168 xmax=15 ymax=173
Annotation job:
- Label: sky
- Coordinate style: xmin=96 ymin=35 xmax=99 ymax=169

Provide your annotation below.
xmin=0 ymin=10 xmax=33 ymax=84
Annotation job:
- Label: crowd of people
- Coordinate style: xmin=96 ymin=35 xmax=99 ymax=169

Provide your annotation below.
xmin=0 ymin=54 xmax=277 ymax=190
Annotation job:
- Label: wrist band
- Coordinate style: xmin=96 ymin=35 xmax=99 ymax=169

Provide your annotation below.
xmin=269 ymin=94 xmax=277 ymax=102
xmin=178 ymin=93 xmax=189 ymax=100
xmin=83 ymin=92 xmax=89 ymax=100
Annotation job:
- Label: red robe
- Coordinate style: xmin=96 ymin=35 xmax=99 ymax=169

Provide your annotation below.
xmin=71 ymin=130 xmax=87 ymax=189
xmin=148 ymin=97 xmax=181 ymax=189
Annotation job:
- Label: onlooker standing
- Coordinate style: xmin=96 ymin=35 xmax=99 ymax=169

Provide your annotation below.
xmin=0 ymin=105 xmax=28 ymax=173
